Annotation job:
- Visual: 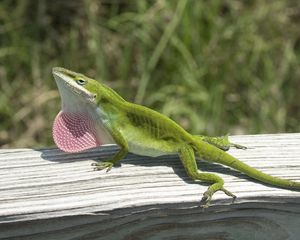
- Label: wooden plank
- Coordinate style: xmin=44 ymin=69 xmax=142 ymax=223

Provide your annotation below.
xmin=0 ymin=133 xmax=299 ymax=240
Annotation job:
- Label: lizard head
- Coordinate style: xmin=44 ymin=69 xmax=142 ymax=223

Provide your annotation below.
xmin=52 ymin=67 xmax=115 ymax=153
xmin=52 ymin=67 xmax=100 ymax=108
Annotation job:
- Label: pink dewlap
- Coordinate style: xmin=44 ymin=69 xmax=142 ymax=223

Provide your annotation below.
xmin=53 ymin=111 xmax=101 ymax=153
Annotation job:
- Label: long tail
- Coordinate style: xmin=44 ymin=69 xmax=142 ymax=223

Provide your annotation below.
xmin=194 ymin=141 xmax=300 ymax=190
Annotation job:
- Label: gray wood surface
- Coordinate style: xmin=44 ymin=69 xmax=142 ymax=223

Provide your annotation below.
xmin=0 ymin=134 xmax=300 ymax=240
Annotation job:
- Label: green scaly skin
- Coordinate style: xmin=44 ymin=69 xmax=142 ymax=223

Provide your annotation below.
xmin=52 ymin=67 xmax=300 ymax=207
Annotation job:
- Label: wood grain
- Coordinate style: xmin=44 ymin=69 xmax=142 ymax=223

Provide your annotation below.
xmin=0 ymin=134 xmax=300 ymax=240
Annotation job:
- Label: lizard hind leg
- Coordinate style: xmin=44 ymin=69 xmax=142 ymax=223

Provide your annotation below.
xmin=178 ymin=144 xmax=236 ymax=207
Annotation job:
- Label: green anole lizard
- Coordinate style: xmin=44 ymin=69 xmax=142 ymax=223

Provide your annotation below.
xmin=52 ymin=67 xmax=300 ymax=207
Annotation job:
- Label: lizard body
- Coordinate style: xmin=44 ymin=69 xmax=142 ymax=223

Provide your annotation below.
xmin=52 ymin=67 xmax=300 ymax=207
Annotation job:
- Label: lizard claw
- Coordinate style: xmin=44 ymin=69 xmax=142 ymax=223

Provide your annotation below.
xmin=92 ymin=161 xmax=114 ymax=172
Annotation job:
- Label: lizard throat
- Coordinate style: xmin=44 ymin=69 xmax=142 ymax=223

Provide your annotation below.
xmin=52 ymin=111 xmax=102 ymax=152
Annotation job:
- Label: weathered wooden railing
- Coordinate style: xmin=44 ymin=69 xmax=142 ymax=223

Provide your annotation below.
xmin=0 ymin=134 xmax=300 ymax=240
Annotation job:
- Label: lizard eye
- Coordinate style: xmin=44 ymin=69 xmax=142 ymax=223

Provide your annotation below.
xmin=76 ymin=79 xmax=86 ymax=85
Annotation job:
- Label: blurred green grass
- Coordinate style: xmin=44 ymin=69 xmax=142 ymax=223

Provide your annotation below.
xmin=0 ymin=0 xmax=300 ymax=148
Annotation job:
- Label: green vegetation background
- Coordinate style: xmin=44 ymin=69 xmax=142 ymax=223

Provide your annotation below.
xmin=1 ymin=0 xmax=300 ymax=148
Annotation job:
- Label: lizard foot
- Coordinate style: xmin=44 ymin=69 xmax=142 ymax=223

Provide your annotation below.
xmin=200 ymin=191 xmax=212 ymax=208
xmin=200 ymin=187 xmax=236 ymax=208
xmin=92 ymin=161 xmax=114 ymax=172
xmin=221 ymin=187 xmax=237 ymax=203
xmin=227 ymin=134 xmax=247 ymax=150
xmin=230 ymin=143 xmax=247 ymax=150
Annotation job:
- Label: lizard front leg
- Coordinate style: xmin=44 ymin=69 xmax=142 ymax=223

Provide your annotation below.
xmin=92 ymin=126 xmax=128 ymax=172
xmin=178 ymin=144 xmax=236 ymax=207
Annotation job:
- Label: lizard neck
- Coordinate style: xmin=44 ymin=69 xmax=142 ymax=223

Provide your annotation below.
xmin=96 ymin=91 xmax=128 ymax=124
